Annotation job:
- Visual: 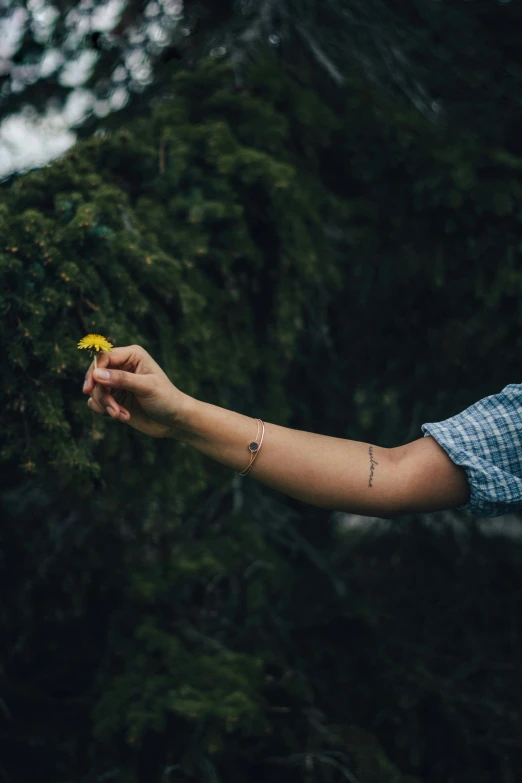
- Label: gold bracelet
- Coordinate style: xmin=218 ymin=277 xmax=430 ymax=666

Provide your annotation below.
xmin=238 ymin=419 xmax=265 ymax=476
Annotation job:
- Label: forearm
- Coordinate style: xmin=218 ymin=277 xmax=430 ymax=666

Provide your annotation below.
xmin=174 ymin=397 xmax=404 ymax=518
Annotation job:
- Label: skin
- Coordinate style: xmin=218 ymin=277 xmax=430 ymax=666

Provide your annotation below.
xmin=83 ymin=345 xmax=470 ymax=518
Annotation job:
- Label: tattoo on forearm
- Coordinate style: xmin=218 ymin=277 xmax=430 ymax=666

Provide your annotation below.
xmin=368 ymin=445 xmax=379 ymax=488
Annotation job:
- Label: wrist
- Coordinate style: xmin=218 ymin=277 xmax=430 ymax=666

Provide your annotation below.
xmin=165 ymin=392 xmax=200 ymax=441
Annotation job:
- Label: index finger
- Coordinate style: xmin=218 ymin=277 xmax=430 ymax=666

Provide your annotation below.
xmin=82 ymin=351 xmax=109 ymax=395
xmin=82 ymin=346 xmax=142 ymax=395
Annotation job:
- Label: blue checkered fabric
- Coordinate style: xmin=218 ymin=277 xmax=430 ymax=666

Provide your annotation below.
xmin=421 ymin=384 xmax=522 ymax=518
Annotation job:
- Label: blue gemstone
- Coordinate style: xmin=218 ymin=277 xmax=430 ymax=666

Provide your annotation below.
xmin=249 ymin=441 xmax=259 ymax=452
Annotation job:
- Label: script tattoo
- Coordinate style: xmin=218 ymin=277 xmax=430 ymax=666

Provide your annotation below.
xmin=368 ymin=445 xmax=379 ymax=488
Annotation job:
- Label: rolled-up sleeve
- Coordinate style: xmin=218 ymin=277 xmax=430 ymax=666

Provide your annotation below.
xmin=421 ymin=384 xmax=522 ymax=518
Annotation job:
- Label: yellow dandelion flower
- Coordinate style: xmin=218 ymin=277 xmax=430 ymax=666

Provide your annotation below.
xmin=78 ymin=334 xmax=113 ymax=353
xmin=78 ymin=333 xmax=113 ymax=369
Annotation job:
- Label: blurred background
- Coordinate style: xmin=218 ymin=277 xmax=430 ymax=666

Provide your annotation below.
xmin=2 ymin=1 xmax=522 ymax=781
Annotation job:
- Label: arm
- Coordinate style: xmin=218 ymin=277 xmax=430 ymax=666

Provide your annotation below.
xmin=84 ymin=345 xmax=470 ymax=518
xmin=175 ymin=397 xmax=471 ymax=518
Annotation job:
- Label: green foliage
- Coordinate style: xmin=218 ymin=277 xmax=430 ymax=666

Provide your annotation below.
xmin=0 ymin=58 xmax=341 ymax=496
xmin=3 ymin=55 xmax=522 ymax=783
xmin=287 ymin=71 xmax=522 ymax=450
xmin=0 ymin=58 xmax=347 ymax=782
xmin=5 ymin=0 xmax=522 ymax=150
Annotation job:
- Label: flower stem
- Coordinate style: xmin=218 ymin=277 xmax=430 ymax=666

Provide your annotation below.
xmin=94 ymin=353 xmax=97 ymax=370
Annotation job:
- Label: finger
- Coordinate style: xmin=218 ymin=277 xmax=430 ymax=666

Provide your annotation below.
xmin=84 ymin=363 xmax=116 ymax=403
xmin=83 ymin=346 xmax=144 ymax=395
xmin=88 ymin=396 xmax=109 ymax=416
xmin=83 ymin=352 xmax=110 ymax=395
xmin=88 ymin=394 xmax=130 ymax=422
xmin=98 ymin=390 xmax=131 ymax=421
xmin=93 ymin=366 xmax=152 ymax=396
xmin=83 ymin=359 xmax=95 ymax=395
xmin=98 ymin=387 xmax=121 ymax=418
xmin=90 ymin=383 xmax=131 ymax=420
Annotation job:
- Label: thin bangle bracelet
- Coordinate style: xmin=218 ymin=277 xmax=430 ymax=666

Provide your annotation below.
xmin=238 ymin=419 xmax=261 ymax=476
xmin=238 ymin=419 xmax=265 ymax=476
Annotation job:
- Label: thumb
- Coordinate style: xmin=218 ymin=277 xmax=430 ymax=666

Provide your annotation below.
xmin=93 ymin=367 xmax=152 ymax=396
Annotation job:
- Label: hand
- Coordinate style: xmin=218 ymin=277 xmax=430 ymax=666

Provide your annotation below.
xmin=82 ymin=344 xmax=191 ymax=438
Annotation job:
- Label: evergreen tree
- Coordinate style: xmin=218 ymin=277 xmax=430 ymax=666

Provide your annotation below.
xmin=0 ymin=57 xmax=350 ymax=782
xmin=3 ymin=0 xmax=522 ymax=150
xmin=2 ymin=54 xmax=522 ymax=783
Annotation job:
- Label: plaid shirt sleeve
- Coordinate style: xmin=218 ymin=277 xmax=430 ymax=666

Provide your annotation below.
xmin=421 ymin=384 xmax=522 ymax=518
